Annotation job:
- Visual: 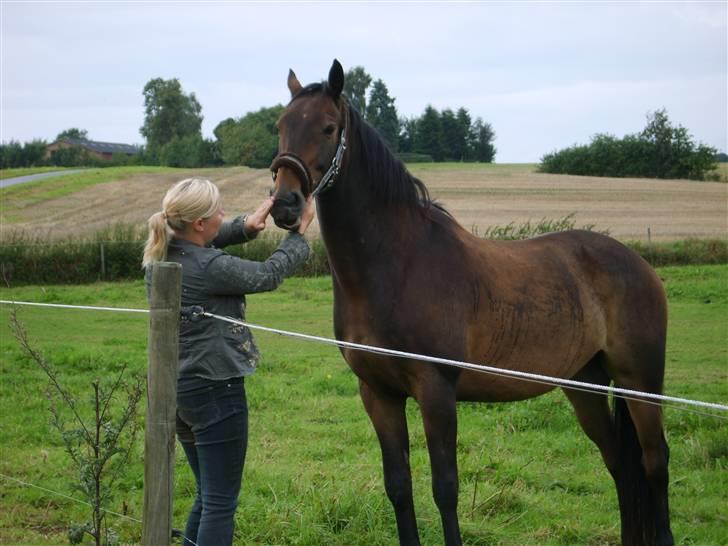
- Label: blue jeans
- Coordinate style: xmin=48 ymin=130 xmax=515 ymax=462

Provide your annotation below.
xmin=176 ymin=378 xmax=248 ymax=546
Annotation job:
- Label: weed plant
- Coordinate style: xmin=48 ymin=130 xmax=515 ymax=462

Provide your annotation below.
xmin=2 ymin=217 xmax=726 ymax=285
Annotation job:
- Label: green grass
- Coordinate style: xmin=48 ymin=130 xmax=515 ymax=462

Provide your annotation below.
xmin=0 ymin=266 xmax=726 ymax=545
xmin=0 ymin=166 xmax=182 ymax=210
xmin=0 ymin=167 xmax=87 ymax=181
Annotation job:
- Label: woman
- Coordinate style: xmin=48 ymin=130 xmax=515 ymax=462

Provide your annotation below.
xmin=142 ymin=178 xmax=314 ymax=545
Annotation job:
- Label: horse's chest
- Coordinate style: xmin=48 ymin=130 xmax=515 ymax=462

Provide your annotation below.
xmin=333 ymin=300 xmax=422 ymax=394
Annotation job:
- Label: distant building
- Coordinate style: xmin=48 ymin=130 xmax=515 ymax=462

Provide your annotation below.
xmin=45 ymin=138 xmax=141 ymax=161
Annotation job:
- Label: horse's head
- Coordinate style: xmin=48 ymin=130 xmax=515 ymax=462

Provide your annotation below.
xmin=270 ymin=59 xmax=348 ymax=230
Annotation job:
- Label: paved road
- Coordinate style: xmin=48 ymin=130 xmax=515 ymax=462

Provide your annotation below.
xmin=0 ymin=169 xmax=87 ymax=189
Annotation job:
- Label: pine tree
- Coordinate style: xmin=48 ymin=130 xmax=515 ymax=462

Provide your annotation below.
xmin=366 ymin=79 xmax=400 ymax=152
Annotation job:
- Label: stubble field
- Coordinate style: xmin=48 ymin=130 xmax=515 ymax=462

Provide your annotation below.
xmin=2 ymin=164 xmax=726 ymax=242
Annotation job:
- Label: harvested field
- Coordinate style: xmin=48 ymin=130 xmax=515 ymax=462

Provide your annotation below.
xmin=2 ymin=164 xmax=726 ymax=242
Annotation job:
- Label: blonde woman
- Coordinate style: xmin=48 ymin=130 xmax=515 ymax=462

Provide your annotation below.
xmin=143 ymin=178 xmax=314 ymax=545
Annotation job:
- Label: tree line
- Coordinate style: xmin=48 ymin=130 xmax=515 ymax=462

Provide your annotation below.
xmin=539 ymin=109 xmax=719 ymax=181
xmin=1 ymin=67 xmax=496 ymax=170
xmin=3 ymin=70 xmax=722 ymax=180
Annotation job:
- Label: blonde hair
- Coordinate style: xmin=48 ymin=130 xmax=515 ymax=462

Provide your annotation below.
xmin=142 ymin=178 xmax=222 ymax=267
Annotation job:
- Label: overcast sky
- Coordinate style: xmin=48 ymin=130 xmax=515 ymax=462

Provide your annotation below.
xmin=1 ymin=1 xmax=726 ymax=163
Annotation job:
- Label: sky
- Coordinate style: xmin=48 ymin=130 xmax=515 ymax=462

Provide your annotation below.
xmin=1 ymin=1 xmax=726 ymax=163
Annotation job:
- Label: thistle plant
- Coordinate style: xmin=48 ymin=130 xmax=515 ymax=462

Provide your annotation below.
xmin=10 ymin=309 xmax=144 ymax=546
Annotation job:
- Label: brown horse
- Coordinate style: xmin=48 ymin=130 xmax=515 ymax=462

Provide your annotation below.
xmin=269 ymin=60 xmax=673 ymax=546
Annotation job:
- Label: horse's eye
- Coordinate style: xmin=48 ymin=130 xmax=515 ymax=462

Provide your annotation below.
xmin=323 ymin=125 xmax=336 ymax=136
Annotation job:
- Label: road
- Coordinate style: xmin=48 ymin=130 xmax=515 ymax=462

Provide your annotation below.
xmin=0 ymin=169 xmax=87 ymax=189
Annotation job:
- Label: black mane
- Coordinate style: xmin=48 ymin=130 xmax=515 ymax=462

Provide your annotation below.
xmin=347 ymin=102 xmax=441 ymax=214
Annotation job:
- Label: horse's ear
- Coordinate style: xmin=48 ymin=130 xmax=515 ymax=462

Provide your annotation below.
xmin=328 ymin=59 xmax=344 ymax=100
xmin=288 ymin=69 xmax=302 ymax=97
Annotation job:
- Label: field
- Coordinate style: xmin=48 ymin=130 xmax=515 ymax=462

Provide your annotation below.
xmin=1 ymin=164 xmax=726 ymax=242
xmin=0 ymin=265 xmax=726 ymax=545
xmin=1 ymin=164 xmax=726 ymax=544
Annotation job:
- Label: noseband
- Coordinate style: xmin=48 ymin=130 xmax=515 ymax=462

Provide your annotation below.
xmin=270 ymin=114 xmax=348 ymax=199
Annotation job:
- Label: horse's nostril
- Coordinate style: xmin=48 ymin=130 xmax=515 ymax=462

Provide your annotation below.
xmin=274 ymin=191 xmax=303 ymax=208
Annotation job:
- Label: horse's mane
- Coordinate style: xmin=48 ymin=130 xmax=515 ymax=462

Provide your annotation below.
xmin=346 ymin=103 xmax=432 ymax=210
xmin=291 ymin=83 xmax=453 ymax=220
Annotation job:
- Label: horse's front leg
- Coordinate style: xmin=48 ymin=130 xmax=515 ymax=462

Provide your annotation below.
xmin=417 ymin=376 xmax=462 ymax=546
xmin=359 ymin=379 xmax=420 ymax=546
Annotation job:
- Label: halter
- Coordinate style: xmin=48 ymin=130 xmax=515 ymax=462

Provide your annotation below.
xmin=270 ymin=111 xmax=348 ymax=198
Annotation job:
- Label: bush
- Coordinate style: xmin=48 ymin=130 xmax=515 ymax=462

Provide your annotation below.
xmin=0 ymin=226 xmax=330 ymax=285
xmin=540 ymin=110 xmax=719 ymax=181
xmin=0 ymin=139 xmax=49 ymax=169
xmin=397 ymin=152 xmax=434 ymax=163
xmin=2 ymin=220 xmax=725 ymax=285
xmin=158 ymin=135 xmax=219 ymax=168
xmin=626 ymin=239 xmax=728 ymax=267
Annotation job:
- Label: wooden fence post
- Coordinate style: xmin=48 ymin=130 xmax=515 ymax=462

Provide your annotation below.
xmin=142 ymin=262 xmax=181 ymax=546
xmin=99 ymin=242 xmax=106 ymax=279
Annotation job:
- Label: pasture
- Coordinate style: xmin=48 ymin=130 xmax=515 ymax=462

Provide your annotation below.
xmin=1 ymin=164 xmax=726 ymax=242
xmin=0 ymin=265 xmax=726 ymax=545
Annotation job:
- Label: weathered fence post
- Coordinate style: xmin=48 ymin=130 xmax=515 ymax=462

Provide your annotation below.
xmin=99 ymin=242 xmax=106 ymax=279
xmin=142 ymin=262 xmax=181 ymax=546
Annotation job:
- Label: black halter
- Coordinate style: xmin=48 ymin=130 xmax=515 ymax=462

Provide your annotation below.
xmin=270 ymin=114 xmax=348 ymax=198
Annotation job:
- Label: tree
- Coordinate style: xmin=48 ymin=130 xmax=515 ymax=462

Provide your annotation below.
xmin=415 ymin=106 xmax=443 ymax=161
xmin=440 ymin=109 xmax=465 ymax=161
xmin=398 ymin=117 xmax=417 ymax=154
xmin=366 ymin=79 xmax=399 ymax=151
xmin=638 ymin=109 xmax=715 ymax=179
xmin=140 ymin=78 xmax=203 ymax=154
xmin=56 ymin=128 xmax=88 ymax=141
xmin=471 ymin=117 xmax=496 ymax=162
xmin=0 ymin=139 xmax=48 ymax=168
xmin=215 ymin=105 xmax=284 ymax=168
xmin=344 ymin=66 xmax=372 ymax=115
xmin=456 ymin=108 xmax=473 ymax=160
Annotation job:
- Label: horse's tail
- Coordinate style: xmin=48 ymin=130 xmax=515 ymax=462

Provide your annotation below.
xmin=614 ymin=395 xmax=664 ymax=546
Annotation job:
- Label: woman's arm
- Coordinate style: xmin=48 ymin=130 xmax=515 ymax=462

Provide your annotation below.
xmin=212 ymin=197 xmax=274 ymax=248
xmin=204 ymin=233 xmax=310 ymax=295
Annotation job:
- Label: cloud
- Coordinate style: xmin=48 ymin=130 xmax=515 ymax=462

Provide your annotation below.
xmin=2 ymin=2 xmax=725 ymax=161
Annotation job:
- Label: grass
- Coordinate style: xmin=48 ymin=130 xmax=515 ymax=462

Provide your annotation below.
xmin=408 ymin=162 xmax=539 ymax=175
xmin=714 ymin=162 xmax=728 ymax=182
xmin=0 ymin=266 xmax=726 ymax=545
xmin=0 ymin=166 xmax=180 ymax=211
xmin=0 ymin=167 xmax=87 ymax=181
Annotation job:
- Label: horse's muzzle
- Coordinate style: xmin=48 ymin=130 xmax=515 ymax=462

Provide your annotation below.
xmin=270 ymin=189 xmax=304 ymax=231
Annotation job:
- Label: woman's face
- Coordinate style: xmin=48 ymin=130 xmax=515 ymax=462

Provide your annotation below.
xmin=201 ymin=206 xmax=225 ymax=243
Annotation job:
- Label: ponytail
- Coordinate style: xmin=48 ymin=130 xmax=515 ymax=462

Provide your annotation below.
xmin=142 ymin=211 xmax=171 ymax=268
xmin=142 ymin=178 xmax=222 ymax=268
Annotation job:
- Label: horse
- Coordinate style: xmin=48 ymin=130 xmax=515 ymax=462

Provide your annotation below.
xmin=268 ymin=59 xmax=673 ymax=546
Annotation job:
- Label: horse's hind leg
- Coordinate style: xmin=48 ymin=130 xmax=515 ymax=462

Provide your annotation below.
xmin=621 ymin=398 xmax=673 ymax=546
xmin=606 ymin=341 xmax=673 ymax=546
xmin=566 ymin=354 xmax=673 ymax=546
xmin=359 ymin=380 xmax=421 ymax=546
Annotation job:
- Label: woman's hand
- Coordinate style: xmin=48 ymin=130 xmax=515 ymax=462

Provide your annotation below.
xmin=297 ymin=197 xmax=316 ymax=235
xmin=245 ymin=197 xmax=274 ymax=234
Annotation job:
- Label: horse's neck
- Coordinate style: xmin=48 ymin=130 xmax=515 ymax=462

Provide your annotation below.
xmin=317 ymin=171 xmax=418 ymax=283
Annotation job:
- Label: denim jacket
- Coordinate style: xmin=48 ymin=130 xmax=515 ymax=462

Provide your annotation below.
xmin=145 ymin=216 xmax=310 ymax=381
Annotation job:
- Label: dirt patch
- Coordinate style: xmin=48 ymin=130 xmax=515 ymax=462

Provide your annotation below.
xmin=2 ymin=166 xmax=726 ymax=242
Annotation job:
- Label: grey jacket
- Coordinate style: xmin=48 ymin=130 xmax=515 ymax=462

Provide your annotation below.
xmin=145 ymin=216 xmax=310 ymax=381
